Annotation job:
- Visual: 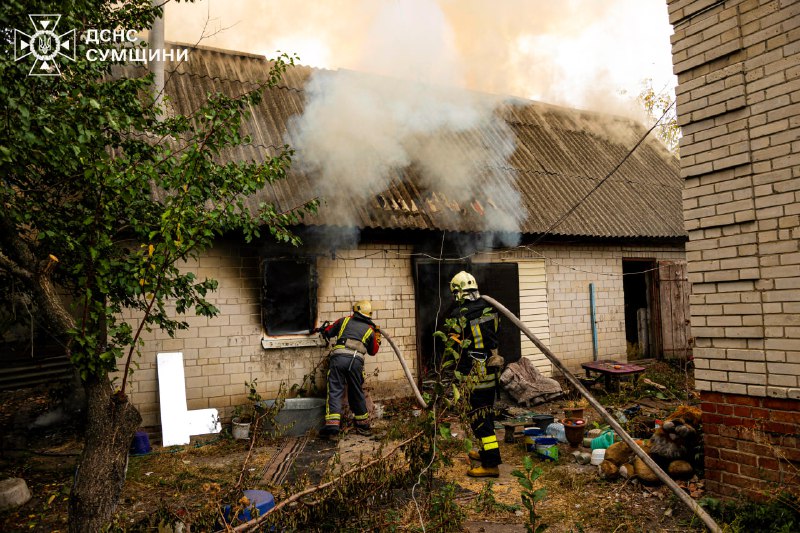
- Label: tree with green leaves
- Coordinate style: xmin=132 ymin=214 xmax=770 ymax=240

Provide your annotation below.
xmin=638 ymin=78 xmax=680 ymax=155
xmin=0 ymin=1 xmax=314 ymax=530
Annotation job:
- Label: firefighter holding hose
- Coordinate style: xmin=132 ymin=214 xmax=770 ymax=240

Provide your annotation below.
xmin=317 ymin=300 xmax=381 ymax=438
xmin=448 ymin=271 xmax=504 ymax=477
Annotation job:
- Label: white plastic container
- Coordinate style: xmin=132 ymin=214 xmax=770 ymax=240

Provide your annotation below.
xmin=590 ymin=448 xmax=606 ymax=465
xmin=545 ymin=422 xmax=567 ymax=443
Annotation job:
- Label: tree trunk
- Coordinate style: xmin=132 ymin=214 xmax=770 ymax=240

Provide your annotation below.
xmin=68 ymin=375 xmax=141 ymax=533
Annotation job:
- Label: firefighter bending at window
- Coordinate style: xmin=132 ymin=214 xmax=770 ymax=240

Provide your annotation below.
xmin=317 ymin=300 xmax=381 ymax=438
xmin=448 ymin=271 xmax=504 ymax=477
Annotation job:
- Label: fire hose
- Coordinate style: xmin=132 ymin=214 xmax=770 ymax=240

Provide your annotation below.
xmin=480 ymin=294 xmax=721 ymax=533
xmin=381 ymin=330 xmax=428 ymax=409
xmin=313 ymin=296 xmax=719 ymax=531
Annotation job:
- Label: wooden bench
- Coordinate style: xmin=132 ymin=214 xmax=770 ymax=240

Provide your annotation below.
xmin=580 ymin=360 xmax=646 ymax=391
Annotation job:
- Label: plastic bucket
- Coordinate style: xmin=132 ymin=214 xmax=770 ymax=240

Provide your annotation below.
xmin=130 ymin=431 xmax=151 ymax=455
xmin=535 ymin=437 xmax=559 ymax=461
xmin=530 ymin=414 xmax=555 ymax=430
xmin=223 ymin=490 xmax=275 ymax=523
xmin=591 ymin=448 xmax=606 ymax=465
xmin=523 ymin=427 xmax=544 ymax=451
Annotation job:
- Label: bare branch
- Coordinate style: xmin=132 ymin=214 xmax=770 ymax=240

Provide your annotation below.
xmin=0 ymin=250 xmax=33 ymax=281
xmin=230 ymin=431 xmax=425 ymax=533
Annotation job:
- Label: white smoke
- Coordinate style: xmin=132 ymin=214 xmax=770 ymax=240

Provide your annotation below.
xmin=285 ymin=0 xmax=523 ymax=235
xmin=166 ymin=0 xmax=675 ymax=239
xmin=166 ymin=0 xmax=676 ymax=119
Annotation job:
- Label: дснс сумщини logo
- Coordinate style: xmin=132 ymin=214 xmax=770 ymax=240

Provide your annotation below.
xmin=14 ymin=14 xmax=75 ymax=77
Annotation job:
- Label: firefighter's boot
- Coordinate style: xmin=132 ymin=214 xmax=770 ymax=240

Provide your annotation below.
xmin=467 ymin=465 xmax=499 ymax=478
xmin=468 ymin=449 xmax=481 ymax=461
xmin=354 ymin=423 xmax=372 ymax=437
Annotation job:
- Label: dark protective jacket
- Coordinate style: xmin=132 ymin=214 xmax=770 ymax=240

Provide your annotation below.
xmin=321 ymin=313 xmax=381 ymax=356
xmin=448 ymin=298 xmax=500 ymax=376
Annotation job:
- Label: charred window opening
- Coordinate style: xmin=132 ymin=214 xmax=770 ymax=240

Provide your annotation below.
xmin=261 ymin=258 xmax=317 ymax=336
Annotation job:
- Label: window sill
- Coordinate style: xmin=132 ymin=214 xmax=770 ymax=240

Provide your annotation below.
xmin=261 ymin=335 xmax=326 ymax=350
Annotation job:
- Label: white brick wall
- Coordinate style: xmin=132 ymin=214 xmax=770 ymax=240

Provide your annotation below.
xmin=124 ymin=240 xmax=685 ymax=427
xmin=315 ymin=245 xmax=418 ymax=399
xmin=669 ymin=0 xmax=800 ymax=399
xmin=121 ymin=242 xmax=417 ymax=428
xmin=476 ymin=243 xmax=686 ymax=376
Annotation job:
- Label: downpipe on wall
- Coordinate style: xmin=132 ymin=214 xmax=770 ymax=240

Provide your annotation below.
xmin=589 ymin=282 xmax=598 ymax=361
xmin=479 ymin=294 xmax=721 ymax=533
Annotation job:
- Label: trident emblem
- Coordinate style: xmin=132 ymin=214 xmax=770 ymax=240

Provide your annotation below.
xmin=37 ymin=34 xmax=52 ymax=55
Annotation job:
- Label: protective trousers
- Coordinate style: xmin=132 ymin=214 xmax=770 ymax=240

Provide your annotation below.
xmin=469 ymin=384 xmax=502 ymax=467
xmin=324 ymin=354 xmax=369 ymax=432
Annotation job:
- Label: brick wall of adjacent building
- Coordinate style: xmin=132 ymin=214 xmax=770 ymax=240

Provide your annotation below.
xmin=667 ymin=0 xmax=800 ymax=498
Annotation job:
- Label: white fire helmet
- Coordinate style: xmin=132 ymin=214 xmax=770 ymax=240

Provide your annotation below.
xmin=450 ymin=271 xmax=479 ymax=300
xmin=353 ymin=300 xmax=372 ymax=317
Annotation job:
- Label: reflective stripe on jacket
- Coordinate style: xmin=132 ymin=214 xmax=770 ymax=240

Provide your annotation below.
xmin=448 ymin=298 xmax=500 ymax=386
xmin=322 ymin=314 xmax=380 ymax=355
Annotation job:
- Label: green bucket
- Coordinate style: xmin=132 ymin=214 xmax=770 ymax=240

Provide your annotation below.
xmin=535 ymin=437 xmax=559 ymax=461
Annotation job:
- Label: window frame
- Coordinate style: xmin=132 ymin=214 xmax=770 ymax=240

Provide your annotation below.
xmin=260 ymin=256 xmax=318 ymax=339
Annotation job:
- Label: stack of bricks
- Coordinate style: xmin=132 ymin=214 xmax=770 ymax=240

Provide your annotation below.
xmin=668 ymin=0 xmax=800 ymax=498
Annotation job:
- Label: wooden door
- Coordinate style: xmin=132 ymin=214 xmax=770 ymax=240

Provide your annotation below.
xmin=657 ymin=261 xmax=692 ymax=360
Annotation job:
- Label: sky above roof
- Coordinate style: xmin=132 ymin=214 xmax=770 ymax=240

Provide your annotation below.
xmin=164 ymin=0 xmax=677 ymax=121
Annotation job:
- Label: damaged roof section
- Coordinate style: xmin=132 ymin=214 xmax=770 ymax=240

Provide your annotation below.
xmin=149 ymin=43 xmax=685 ymax=240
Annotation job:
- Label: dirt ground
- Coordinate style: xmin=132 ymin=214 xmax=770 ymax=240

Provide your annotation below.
xmin=0 ymin=363 xmax=710 ymax=532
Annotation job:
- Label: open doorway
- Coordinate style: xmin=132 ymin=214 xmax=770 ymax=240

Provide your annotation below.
xmin=413 ymin=260 xmax=521 ymax=384
xmin=622 ymin=259 xmax=658 ymax=360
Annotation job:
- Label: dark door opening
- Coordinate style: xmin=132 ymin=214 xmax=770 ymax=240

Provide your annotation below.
xmin=622 ymin=259 xmax=658 ymax=360
xmin=413 ymin=261 xmax=521 ymax=383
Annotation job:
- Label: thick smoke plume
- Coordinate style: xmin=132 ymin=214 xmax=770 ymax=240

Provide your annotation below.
xmin=282 ymin=0 xmax=523 ymax=237
xmin=165 ymin=0 xmax=674 ymax=242
xmin=286 ymin=68 xmax=520 ymax=234
xmin=166 ymin=0 xmax=675 ymax=117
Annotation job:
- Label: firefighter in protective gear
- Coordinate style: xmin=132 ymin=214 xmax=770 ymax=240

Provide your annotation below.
xmin=318 ymin=300 xmax=381 ymax=437
xmin=448 ymin=271 xmax=503 ymax=477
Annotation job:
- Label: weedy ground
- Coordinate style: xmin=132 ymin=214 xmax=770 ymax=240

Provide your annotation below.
xmin=1 ymin=361 xmax=797 ymax=532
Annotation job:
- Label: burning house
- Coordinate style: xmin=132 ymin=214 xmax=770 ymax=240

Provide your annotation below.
xmin=121 ymin=44 xmax=690 ymax=428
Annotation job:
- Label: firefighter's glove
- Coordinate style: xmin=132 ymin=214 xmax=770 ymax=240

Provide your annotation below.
xmin=312 ymin=321 xmax=331 ymax=335
xmin=374 ymin=329 xmax=382 ymax=345
xmin=487 ymin=349 xmax=504 ymax=369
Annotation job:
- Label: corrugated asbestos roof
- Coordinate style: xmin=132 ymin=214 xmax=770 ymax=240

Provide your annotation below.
xmin=148 ymin=43 xmax=685 ymax=240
